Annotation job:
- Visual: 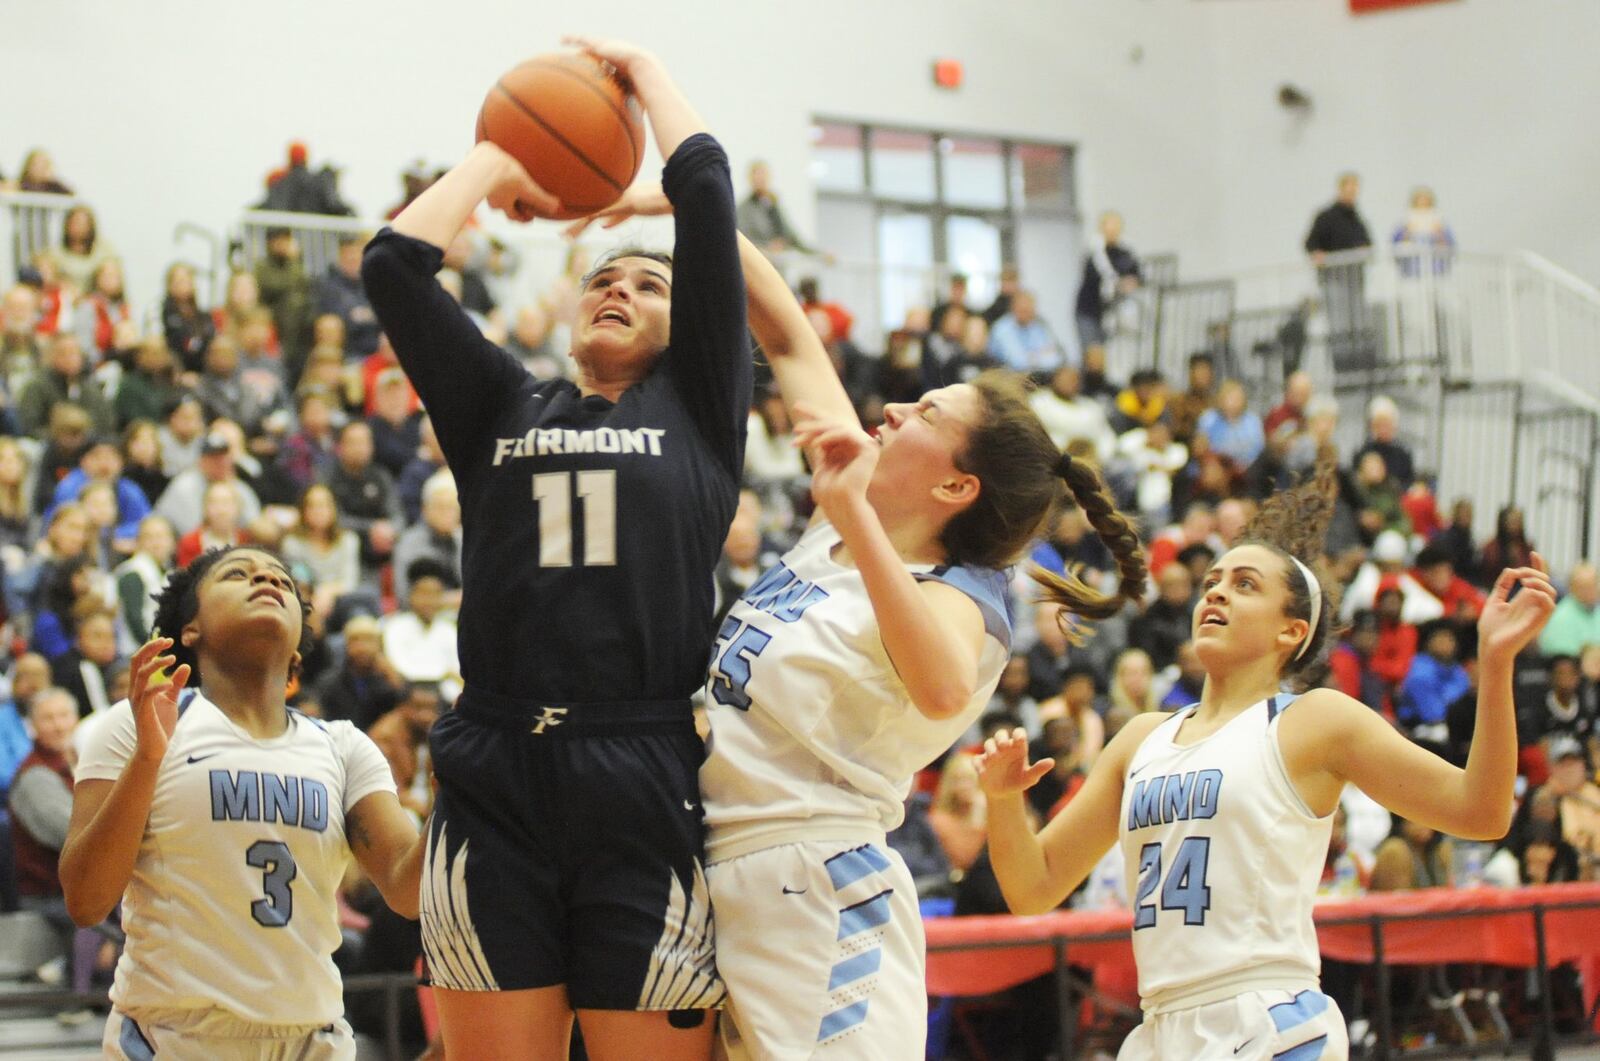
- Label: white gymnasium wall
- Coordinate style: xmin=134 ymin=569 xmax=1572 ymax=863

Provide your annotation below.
xmin=1201 ymin=0 xmax=1600 ymax=284
xmin=2 ymin=0 xmax=1595 ymax=310
xmin=0 ymin=0 xmax=1226 ymax=311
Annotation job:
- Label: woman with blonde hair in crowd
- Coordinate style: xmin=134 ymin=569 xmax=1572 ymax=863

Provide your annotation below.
xmin=157 ymin=262 xmax=215 ymax=372
xmin=211 ymin=271 xmax=280 ymax=354
xmin=78 ymin=480 xmax=125 ymax=570
xmin=118 ymin=420 xmax=168 ymax=508
xmin=17 ymin=148 xmax=73 ymax=195
xmin=74 ymin=258 xmax=133 ymax=360
xmin=928 ymin=751 xmax=989 ymax=877
xmin=280 ymin=483 xmax=361 ymax=621
xmin=174 ymin=481 xmax=247 ymax=568
xmin=56 ymin=205 xmax=115 ymax=294
xmin=0 ymin=435 xmax=37 ymax=557
xmin=1109 ymin=647 xmax=1162 ymax=716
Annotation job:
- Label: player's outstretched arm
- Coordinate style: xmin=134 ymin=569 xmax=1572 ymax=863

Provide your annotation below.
xmin=978 ymin=715 xmax=1162 ymax=915
xmin=346 ymin=791 xmax=425 ymax=920
xmin=738 ymin=232 xmax=859 ymax=433
xmin=392 ymin=143 xmax=558 ymax=245
xmin=1311 ymin=557 xmax=1555 ymax=840
xmin=59 ymin=639 xmax=188 ymax=926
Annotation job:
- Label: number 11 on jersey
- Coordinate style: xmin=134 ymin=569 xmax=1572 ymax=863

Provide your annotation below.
xmin=532 ymin=470 xmax=617 ymax=567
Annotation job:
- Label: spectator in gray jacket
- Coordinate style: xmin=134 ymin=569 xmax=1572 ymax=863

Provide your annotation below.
xmin=736 ymin=160 xmax=814 ymax=256
xmin=154 ymin=433 xmax=261 ymax=535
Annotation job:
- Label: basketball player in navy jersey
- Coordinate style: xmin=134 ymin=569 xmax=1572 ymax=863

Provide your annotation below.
xmin=361 ymin=38 xmax=747 ymax=1060
xmin=575 ymin=189 xmax=1147 ymax=1054
xmin=977 ymin=466 xmax=1556 ymax=1059
xmin=60 ymin=546 xmax=422 ymax=1059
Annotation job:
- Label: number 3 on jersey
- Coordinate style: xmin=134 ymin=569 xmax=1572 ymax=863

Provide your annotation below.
xmin=246 ymin=840 xmax=297 ymax=928
xmin=532 ymin=470 xmax=616 ymax=567
xmin=710 ymin=615 xmax=771 ymax=710
xmin=1134 ymin=837 xmax=1211 ymax=929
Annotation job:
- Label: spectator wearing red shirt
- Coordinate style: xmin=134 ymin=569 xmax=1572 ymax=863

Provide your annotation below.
xmin=1401 ymin=477 xmax=1444 ymax=542
xmin=1413 ymin=542 xmax=1487 ymax=620
xmin=1329 ymin=610 xmax=1390 ymax=716
xmin=1263 ymin=370 xmax=1313 ymax=439
xmin=175 ymin=480 xmax=248 ymax=568
xmin=1146 ymin=502 xmax=1216 ymax=577
xmin=797 ymin=277 xmax=853 ymax=343
xmin=1371 ymin=580 xmax=1419 ymax=693
xmin=360 ymin=335 xmax=419 ymax=416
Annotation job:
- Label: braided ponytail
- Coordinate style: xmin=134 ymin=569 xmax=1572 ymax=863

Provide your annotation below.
xmin=1029 ymin=454 xmax=1148 ymax=621
xmin=942 ymin=372 xmax=1147 ymax=628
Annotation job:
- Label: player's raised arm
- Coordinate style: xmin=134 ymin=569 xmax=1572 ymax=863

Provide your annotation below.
xmin=59 ymin=639 xmax=188 ymax=926
xmin=1313 ymin=557 xmax=1555 ymax=840
xmin=568 ymin=38 xmax=750 ymax=474
xmin=738 ymin=231 xmax=859 ymax=441
xmin=978 ymin=715 xmax=1163 ymax=915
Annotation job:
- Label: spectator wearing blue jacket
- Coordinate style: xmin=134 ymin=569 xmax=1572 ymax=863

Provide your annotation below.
xmin=988 ymin=291 xmax=1068 ymax=377
xmin=44 ymin=437 xmax=149 ymax=546
xmin=1196 ymin=379 xmax=1266 ymax=469
xmin=1399 ymin=619 xmax=1472 ymax=741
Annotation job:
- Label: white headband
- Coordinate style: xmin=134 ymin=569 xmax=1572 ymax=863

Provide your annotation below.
xmin=1289 ymin=556 xmax=1322 ymax=661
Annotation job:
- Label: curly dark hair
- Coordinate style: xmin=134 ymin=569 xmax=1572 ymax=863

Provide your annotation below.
xmin=1238 ymin=453 xmax=1344 ymax=687
xmin=944 ymin=372 xmax=1147 ymax=624
xmin=150 ymin=545 xmax=313 ymax=684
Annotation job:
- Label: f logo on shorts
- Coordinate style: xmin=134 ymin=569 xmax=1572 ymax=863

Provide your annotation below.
xmin=531 ymin=707 xmax=569 ymax=735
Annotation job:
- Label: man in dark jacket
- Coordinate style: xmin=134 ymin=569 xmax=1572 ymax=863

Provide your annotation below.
xmin=254 ymin=227 xmax=315 ymax=382
xmin=321 ymin=420 xmax=401 ymax=569
xmin=311 ymin=615 xmax=405 ymax=730
xmin=1305 ymin=172 xmax=1374 ymax=370
xmin=1075 ymin=210 xmax=1143 ymax=359
xmin=257 ymin=143 xmax=353 ymax=216
xmin=316 ymin=236 xmax=380 ymax=355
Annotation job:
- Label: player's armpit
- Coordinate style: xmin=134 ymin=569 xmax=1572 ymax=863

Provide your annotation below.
xmin=346 ymin=791 xmax=426 ymax=920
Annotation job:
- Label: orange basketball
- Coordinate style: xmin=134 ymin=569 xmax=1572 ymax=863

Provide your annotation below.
xmin=476 ymin=53 xmax=645 ymax=221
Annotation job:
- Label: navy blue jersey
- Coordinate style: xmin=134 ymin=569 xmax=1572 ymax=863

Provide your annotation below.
xmin=362 ymin=135 xmax=750 ymax=703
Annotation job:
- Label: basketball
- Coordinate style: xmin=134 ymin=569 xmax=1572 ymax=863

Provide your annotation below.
xmin=476 ymin=53 xmax=645 ymax=221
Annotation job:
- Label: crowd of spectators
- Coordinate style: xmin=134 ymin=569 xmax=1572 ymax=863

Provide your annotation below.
xmin=1 ymin=146 xmax=1594 ymax=1052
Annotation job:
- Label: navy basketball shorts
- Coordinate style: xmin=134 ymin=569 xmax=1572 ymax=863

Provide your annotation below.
xmin=420 ymin=687 xmax=724 ymax=1011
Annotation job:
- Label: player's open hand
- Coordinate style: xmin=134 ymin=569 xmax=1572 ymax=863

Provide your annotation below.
xmin=562 ymin=182 xmax=672 ymax=241
xmin=128 ymin=637 xmax=190 ymax=766
xmin=792 ymin=402 xmax=877 ymax=515
xmin=472 ymin=141 xmax=562 ymax=223
xmin=974 ymin=726 xmax=1054 ymax=798
xmin=1479 ymin=552 xmax=1556 ymax=662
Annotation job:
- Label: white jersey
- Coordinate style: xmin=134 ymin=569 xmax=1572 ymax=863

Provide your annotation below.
xmin=1120 ymin=693 xmax=1332 ymax=1014
xmin=701 ymin=518 xmax=1012 ymax=862
xmin=76 ymin=692 xmax=395 ymax=1028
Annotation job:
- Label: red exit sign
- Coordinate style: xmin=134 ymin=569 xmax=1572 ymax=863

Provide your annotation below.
xmin=1351 ymin=0 xmax=1458 ymax=12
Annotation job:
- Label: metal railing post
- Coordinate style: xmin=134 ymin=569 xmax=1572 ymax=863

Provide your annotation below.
xmin=1372 ymin=914 xmax=1393 ymax=1061
xmin=1533 ymin=905 xmax=1555 ymax=1061
xmin=1054 ymin=936 xmax=1077 ymax=1060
